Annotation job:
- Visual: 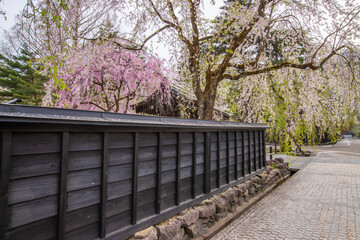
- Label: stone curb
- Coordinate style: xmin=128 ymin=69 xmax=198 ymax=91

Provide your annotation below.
xmin=202 ymin=174 xmax=291 ymax=240
xmin=128 ymin=157 xmax=290 ymax=240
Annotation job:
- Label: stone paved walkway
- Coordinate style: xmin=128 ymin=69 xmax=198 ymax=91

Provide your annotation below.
xmin=212 ymin=148 xmax=360 ymax=239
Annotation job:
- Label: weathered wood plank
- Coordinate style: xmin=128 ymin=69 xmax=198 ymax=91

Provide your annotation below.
xmin=196 ymin=152 xmax=205 ymax=164
xmin=66 ymin=169 xmax=101 ymax=192
xmin=10 ymin=195 xmax=58 ymax=228
xmin=109 ymin=133 xmax=133 ymax=149
xmin=161 ymin=156 xmax=176 ymax=172
xmin=160 ymin=182 xmax=176 ymax=199
xmin=5 ymin=216 xmax=57 ymax=240
xmin=180 ymin=188 xmax=192 ymax=203
xmin=139 ymin=133 xmax=158 ymax=147
xmin=11 ymin=133 xmax=61 ymax=156
xmin=106 ymin=195 xmax=131 ymax=218
xmin=160 ymin=194 xmax=176 ymax=212
xmin=210 ymin=170 xmax=217 ymax=190
xmin=64 ymin=221 xmax=99 ymax=240
xmin=161 ymin=145 xmax=177 ymax=158
xmin=196 ymin=133 xmax=205 ymax=143
xmin=139 ymin=146 xmax=158 ymax=162
xmin=162 ymin=133 xmax=177 ymax=145
xmin=108 ymin=164 xmax=133 ymax=183
xmin=10 ymin=153 xmax=60 ymax=180
xmin=68 ymin=133 xmax=102 ymax=152
xmin=68 ymin=150 xmax=101 ymax=171
xmin=180 ymin=166 xmax=192 ymax=179
xmin=67 ymin=186 xmax=100 ymax=211
xmin=138 ymin=174 xmax=156 ymax=192
xmin=108 ymin=148 xmax=133 ymax=166
xmin=138 ymin=160 xmax=157 ymax=177
xmin=196 ymin=163 xmax=205 ymax=175
xmin=181 ymin=132 xmax=193 ymax=144
xmin=138 ymin=188 xmax=156 ymax=207
xmin=161 ymin=169 xmax=176 ymax=185
xmin=65 ymin=204 xmax=99 ymax=233
xmin=180 ymin=143 xmax=193 ymax=156
xmin=137 ymin=200 xmax=156 ymax=221
xmin=106 ymin=210 xmax=131 ymax=235
xmin=196 ymin=143 xmax=205 ymax=153
xmin=8 ymin=175 xmax=58 ymax=205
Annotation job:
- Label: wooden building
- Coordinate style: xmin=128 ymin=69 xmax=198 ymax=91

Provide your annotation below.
xmin=136 ymin=83 xmax=232 ymax=120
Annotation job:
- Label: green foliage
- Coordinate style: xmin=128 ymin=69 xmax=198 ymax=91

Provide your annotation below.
xmin=0 ymin=46 xmax=48 ymax=105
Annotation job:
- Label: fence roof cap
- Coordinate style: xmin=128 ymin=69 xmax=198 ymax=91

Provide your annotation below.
xmin=0 ymin=104 xmax=269 ymax=129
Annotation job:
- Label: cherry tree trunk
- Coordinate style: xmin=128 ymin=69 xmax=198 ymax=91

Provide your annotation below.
xmin=196 ymin=80 xmax=218 ymax=120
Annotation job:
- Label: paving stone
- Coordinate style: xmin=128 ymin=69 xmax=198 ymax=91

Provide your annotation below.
xmin=212 ymin=151 xmax=360 ymax=240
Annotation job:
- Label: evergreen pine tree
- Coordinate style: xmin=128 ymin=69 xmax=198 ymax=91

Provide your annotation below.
xmin=0 ymin=45 xmax=48 ymax=105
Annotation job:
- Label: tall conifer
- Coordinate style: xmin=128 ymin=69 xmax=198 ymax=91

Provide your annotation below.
xmin=0 ymin=45 xmax=48 ymax=105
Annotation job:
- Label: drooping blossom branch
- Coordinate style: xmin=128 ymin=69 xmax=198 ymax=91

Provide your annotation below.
xmin=43 ymin=41 xmax=170 ymax=113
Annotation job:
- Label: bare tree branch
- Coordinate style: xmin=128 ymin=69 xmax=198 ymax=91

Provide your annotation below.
xmin=224 ymin=46 xmax=347 ymax=80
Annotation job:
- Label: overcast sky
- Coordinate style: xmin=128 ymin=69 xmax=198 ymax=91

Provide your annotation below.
xmin=0 ymin=0 xmax=223 ymax=61
xmin=0 ymin=0 xmax=27 ymax=33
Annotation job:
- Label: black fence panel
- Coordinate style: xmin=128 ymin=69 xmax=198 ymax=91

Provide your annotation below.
xmin=0 ymin=104 xmax=268 ymax=240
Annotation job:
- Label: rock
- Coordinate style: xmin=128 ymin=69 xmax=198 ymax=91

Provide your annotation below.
xmin=304 ymin=150 xmax=311 ymax=156
xmin=269 ymin=169 xmax=280 ymax=179
xmin=214 ymin=211 xmax=227 ymax=221
xmin=275 ymin=163 xmax=283 ymax=169
xmin=195 ymin=200 xmax=216 ymax=218
xmin=156 ymin=218 xmax=182 ymax=240
xmin=176 ymin=209 xmax=199 ymax=227
xmin=237 ymin=196 xmax=244 ymax=206
xmin=212 ymin=195 xmax=228 ymax=213
xmin=244 ymin=194 xmax=250 ymax=202
xmin=266 ymin=166 xmax=274 ymax=172
xmin=199 ymin=217 xmax=210 ymax=224
xmin=253 ymin=183 xmax=261 ymax=193
xmin=229 ymin=205 xmax=237 ymax=213
xmin=134 ymin=226 xmax=158 ymax=240
xmin=199 ymin=199 xmax=213 ymax=206
xmin=258 ymin=172 xmax=268 ymax=180
xmin=204 ymin=220 xmax=215 ymax=228
xmin=248 ymin=186 xmax=256 ymax=195
xmin=185 ymin=221 xmax=204 ymax=238
xmin=245 ymin=180 xmax=252 ymax=189
xmin=221 ymin=188 xmax=236 ymax=203
xmin=236 ymin=183 xmax=247 ymax=196
xmin=181 ymin=233 xmax=190 ymax=240
xmin=252 ymin=176 xmax=262 ymax=185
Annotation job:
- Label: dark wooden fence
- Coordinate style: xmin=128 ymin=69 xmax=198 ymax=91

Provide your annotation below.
xmin=0 ymin=104 xmax=268 ymax=240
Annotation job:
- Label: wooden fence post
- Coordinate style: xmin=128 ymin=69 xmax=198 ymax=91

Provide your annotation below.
xmin=204 ymin=132 xmax=211 ymax=194
xmin=132 ymin=132 xmax=139 ymax=225
xmin=0 ymin=132 xmax=11 ymax=240
xmin=100 ymin=132 xmax=109 ymax=238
